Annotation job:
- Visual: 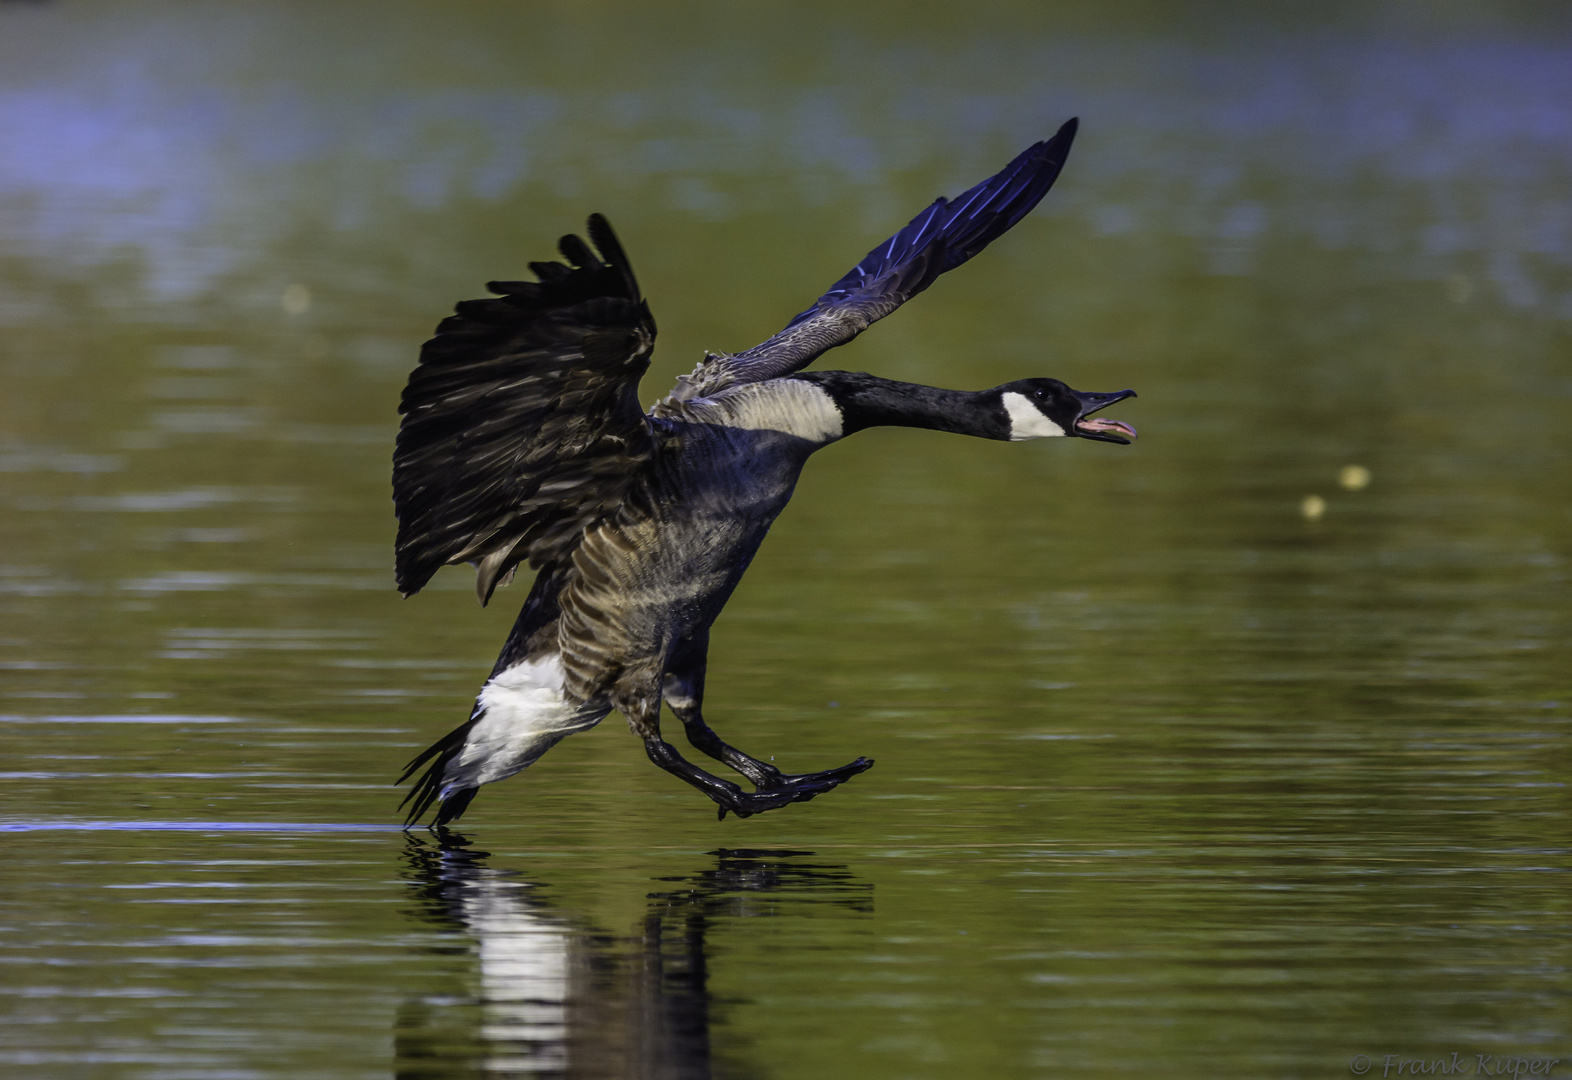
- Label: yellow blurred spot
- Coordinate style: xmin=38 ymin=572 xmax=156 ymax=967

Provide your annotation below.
xmin=1300 ymin=494 xmax=1326 ymax=520
xmin=1446 ymin=274 xmax=1472 ymax=303
xmin=281 ymin=283 xmax=312 ymax=316
xmin=1338 ymin=464 xmax=1371 ymax=491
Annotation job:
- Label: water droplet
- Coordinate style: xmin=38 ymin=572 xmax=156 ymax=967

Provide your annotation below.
xmin=281 ymin=283 xmax=312 ymax=316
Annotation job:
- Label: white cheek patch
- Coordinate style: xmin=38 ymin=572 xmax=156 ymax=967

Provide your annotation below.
xmin=1001 ymin=391 xmax=1068 ymax=441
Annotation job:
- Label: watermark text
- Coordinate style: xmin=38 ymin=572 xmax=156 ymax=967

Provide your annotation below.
xmin=1349 ymin=1054 xmax=1562 ymax=1077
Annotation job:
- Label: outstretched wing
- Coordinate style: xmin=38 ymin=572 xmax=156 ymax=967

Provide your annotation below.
xmin=661 ymin=118 xmax=1078 ymax=405
xmin=393 ymin=215 xmax=657 ymax=604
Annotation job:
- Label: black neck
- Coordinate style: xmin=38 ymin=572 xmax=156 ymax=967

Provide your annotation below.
xmin=793 ymin=371 xmax=1008 ymax=440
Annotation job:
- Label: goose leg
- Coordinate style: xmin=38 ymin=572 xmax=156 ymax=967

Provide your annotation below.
xmin=619 ymin=689 xmax=790 ymax=818
xmin=619 ymin=676 xmax=868 ymax=820
xmin=661 ymin=638 xmax=874 ymax=816
xmin=662 ymin=658 xmax=779 ymax=787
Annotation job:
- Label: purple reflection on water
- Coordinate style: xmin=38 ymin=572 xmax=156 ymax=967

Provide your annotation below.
xmin=0 ymin=13 xmax=1568 ymax=310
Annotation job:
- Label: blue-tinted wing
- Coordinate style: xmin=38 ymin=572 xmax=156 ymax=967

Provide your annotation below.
xmin=662 ymin=118 xmax=1077 ymax=404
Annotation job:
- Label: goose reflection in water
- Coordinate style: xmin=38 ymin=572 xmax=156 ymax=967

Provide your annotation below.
xmin=396 ymin=835 xmax=872 ymax=1078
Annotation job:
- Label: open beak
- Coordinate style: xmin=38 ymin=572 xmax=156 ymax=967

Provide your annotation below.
xmin=1071 ymin=389 xmax=1138 ymax=444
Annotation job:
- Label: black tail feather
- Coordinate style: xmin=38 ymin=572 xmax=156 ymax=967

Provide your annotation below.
xmin=396 ymin=716 xmax=480 ymax=828
xmin=431 ymin=786 xmax=478 ymax=827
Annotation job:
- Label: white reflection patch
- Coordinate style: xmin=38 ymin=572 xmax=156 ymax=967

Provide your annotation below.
xmin=459 ymin=875 xmax=569 ymax=1071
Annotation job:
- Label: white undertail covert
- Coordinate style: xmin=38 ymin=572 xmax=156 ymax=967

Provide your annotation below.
xmin=441 ymin=654 xmax=609 ymax=799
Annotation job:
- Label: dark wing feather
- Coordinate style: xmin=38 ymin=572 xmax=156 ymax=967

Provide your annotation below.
xmin=393 ymin=215 xmax=657 ymax=603
xmin=664 ymin=118 xmax=1077 ymax=404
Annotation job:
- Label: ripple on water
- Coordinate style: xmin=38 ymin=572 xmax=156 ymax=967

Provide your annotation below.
xmin=0 ymin=820 xmax=404 ymax=832
xmin=0 ymin=714 xmax=249 ymax=724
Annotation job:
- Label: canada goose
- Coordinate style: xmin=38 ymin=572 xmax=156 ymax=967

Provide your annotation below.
xmin=395 ymin=117 xmax=1136 ymax=826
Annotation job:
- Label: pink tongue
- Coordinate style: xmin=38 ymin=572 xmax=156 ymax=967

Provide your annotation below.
xmin=1077 ymin=417 xmax=1139 ymax=440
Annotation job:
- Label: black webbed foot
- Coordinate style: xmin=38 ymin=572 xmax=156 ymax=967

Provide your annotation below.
xmin=672 ymin=704 xmax=874 ymax=799
xmin=715 ymin=757 xmax=875 ymax=821
xmin=642 ymin=735 xmax=873 ymax=821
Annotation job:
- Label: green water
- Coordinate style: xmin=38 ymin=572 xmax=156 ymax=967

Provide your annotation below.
xmin=2 ymin=3 xmax=1570 ymax=1077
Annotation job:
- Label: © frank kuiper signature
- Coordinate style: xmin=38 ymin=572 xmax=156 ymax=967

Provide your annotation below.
xmin=1349 ymin=1053 xmax=1562 ymax=1077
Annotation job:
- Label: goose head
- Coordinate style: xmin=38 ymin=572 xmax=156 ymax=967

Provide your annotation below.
xmin=996 ymin=379 xmax=1138 ymax=443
